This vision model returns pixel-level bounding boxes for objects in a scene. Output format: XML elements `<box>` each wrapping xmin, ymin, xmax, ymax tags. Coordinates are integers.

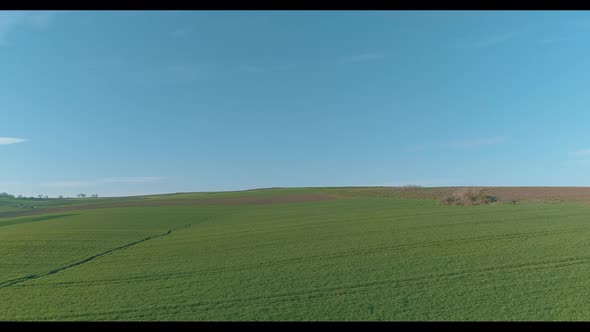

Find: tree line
<box><xmin>0</xmin><ymin>192</ymin><xmax>99</xmax><ymax>199</ymax></box>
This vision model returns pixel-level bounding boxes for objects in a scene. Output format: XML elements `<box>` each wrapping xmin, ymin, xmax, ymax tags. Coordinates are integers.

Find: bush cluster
<box><xmin>441</xmin><ymin>188</ymin><xmax>498</xmax><ymax>206</ymax></box>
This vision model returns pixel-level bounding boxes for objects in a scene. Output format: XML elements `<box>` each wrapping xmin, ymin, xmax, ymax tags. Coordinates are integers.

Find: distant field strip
<box><xmin>0</xmin><ymin>214</ymin><xmax>78</xmax><ymax>228</ymax></box>
<box><xmin>0</xmin><ymin>192</ymin><xmax>336</xmax><ymax>219</ymax></box>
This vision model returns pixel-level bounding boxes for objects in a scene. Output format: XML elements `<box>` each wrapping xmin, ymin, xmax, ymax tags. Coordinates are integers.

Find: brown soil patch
<box><xmin>391</xmin><ymin>186</ymin><xmax>590</xmax><ymax>203</ymax></box>
<box><xmin>323</xmin><ymin>186</ymin><xmax>590</xmax><ymax>203</ymax></box>
<box><xmin>479</xmin><ymin>187</ymin><xmax>590</xmax><ymax>203</ymax></box>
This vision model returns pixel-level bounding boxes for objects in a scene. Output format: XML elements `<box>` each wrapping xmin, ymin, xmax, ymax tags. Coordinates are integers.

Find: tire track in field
<box><xmin>25</xmin><ymin>227</ymin><xmax>589</xmax><ymax>288</ymax></box>
<box><xmin>195</xmin><ymin>255</ymin><xmax>590</xmax><ymax>312</ymax></box>
<box><xmin>32</xmin><ymin>254</ymin><xmax>590</xmax><ymax>321</ymax></box>
<box><xmin>0</xmin><ymin>222</ymin><xmax>197</xmax><ymax>290</ymax></box>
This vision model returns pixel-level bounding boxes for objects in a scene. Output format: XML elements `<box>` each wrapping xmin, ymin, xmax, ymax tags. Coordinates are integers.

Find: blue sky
<box><xmin>2</xmin><ymin>11</ymin><xmax>590</xmax><ymax>197</ymax></box>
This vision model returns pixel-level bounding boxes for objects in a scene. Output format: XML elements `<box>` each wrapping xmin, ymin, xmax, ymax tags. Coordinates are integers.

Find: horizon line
<box><xmin>6</xmin><ymin>185</ymin><xmax>590</xmax><ymax>199</ymax></box>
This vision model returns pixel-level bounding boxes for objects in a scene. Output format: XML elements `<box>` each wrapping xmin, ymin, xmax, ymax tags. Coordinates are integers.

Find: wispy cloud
<box><xmin>574</xmin><ymin>149</ymin><xmax>590</xmax><ymax>157</ymax></box>
<box><xmin>239</xmin><ymin>65</ymin><xmax>265</xmax><ymax>73</ymax></box>
<box><xmin>43</xmin><ymin>177</ymin><xmax>163</xmax><ymax>188</ymax></box>
<box><xmin>537</xmin><ymin>37</ymin><xmax>570</xmax><ymax>45</ymax></box>
<box><xmin>403</xmin><ymin>143</ymin><xmax>429</xmax><ymax>152</ymax></box>
<box><xmin>406</xmin><ymin>137</ymin><xmax>507</xmax><ymax>151</ymax></box>
<box><xmin>454</xmin><ymin>30</ymin><xmax>524</xmax><ymax>50</ymax></box>
<box><xmin>566</xmin><ymin>18</ymin><xmax>590</xmax><ymax>29</ymax></box>
<box><xmin>164</xmin><ymin>64</ymin><xmax>205</xmax><ymax>82</ymax></box>
<box><xmin>380</xmin><ymin>178</ymin><xmax>457</xmax><ymax>187</ymax></box>
<box><xmin>444</xmin><ymin>137</ymin><xmax>507</xmax><ymax>148</ymax></box>
<box><xmin>564</xmin><ymin>148</ymin><xmax>590</xmax><ymax>167</ymax></box>
<box><xmin>338</xmin><ymin>52</ymin><xmax>386</xmax><ymax>64</ymax></box>
<box><xmin>171</xmin><ymin>28</ymin><xmax>187</xmax><ymax>38</ymax></box>
<box><xmin>0</xmin><ymin>137</ymin><xmax>27</xmax><ymax>145</ymax></box>
<box><xmin>0</xmin><ymin>11</ymin><xmax>56</xmax><ymax>46</ymax></box>
<box><xmin>534</xmin><ymin>18</ymin><xmax>590</xmax><ymax>45</ymax></box>
<box><xmin>101</xmin><ymin>177</ymin><xmax>163</xmax><ymax>184</ymax></box>
<box><xmin>0</xmin><ymin>180</ymin><xmax>21</xmax><ymax>186</ymax></box>
<box><xmin>238</xmin><ymin>63</ymin><xmax>296</xmax><ymax>74</ymax></box>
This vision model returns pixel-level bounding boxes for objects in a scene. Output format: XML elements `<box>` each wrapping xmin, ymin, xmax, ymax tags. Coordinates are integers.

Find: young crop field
<box><xmin>2</xmin><ymin>187</ymin><xmax>590</xmax><ymax>320</ymax></box>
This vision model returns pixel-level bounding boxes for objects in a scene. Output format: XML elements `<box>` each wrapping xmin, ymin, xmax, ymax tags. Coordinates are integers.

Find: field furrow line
<box><xmin>29</xmin><ymin>254</ymin><xmax>590</xmax><ymax>321</ymax></box>
<box><xmin>0</xmin><ymin>217</ymin><xmax>208</xmax><ymax>290</ymax></box>
<box><xmin>20</xmin><ymin>226</ymin><xmax>588</xmax><ymax>288</ymax></box>
<box><xmin>0</xmin><ymin>229</ymin><xmax>174</xmax><ymax>289</ymax></box>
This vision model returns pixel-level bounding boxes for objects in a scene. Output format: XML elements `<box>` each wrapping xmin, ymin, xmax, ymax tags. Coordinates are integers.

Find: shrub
<box><xmin>440</xmin><ymin>188</ymin><xmax>497</xmax><ymax>206</ymax></box>
<box><xmin>483</xmin><ymin>195</ymin><xmax>497</xmax><ymax>204</ymax></box>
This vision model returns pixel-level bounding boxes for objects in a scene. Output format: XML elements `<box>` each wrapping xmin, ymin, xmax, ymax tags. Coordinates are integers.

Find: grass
<box><xmin>1</xmin><ymin>188</ymin><xmax>590</xmax><ymax>320</ymax></box>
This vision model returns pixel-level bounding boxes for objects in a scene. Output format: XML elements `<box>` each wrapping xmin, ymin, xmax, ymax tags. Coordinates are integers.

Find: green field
<box><xmin>1</xmin><ymin>187</ymin><xmax>590</xmax><ymax>321</ymax></box>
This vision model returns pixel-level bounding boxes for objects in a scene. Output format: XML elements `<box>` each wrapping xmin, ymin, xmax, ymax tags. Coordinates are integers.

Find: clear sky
<box><xmin>2</xmin><ymin>11</ymin><xmax>590</xmax><ymax>197</ymax></box>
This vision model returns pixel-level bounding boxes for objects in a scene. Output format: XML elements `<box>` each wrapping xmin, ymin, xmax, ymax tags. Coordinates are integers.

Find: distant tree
<box><xmin>91</xmin><ymin>194</ymin><xmax>98</xmax><ymax>198</ymax></box>
<box><xmin>77</xmin><ymin>193</ymin><xmax>87</xmax><ymax>199</ymax></box>
<box><xmin>58</xmin><ymin>195</ymin><xmax>64</xmax><ymax>199</ymax></box>
<box><xmin>17</xmin><ymin>195</ymin><xmax>22</xmax><ymax>198</ymax></box>
<box><xmin>44</xmin><ymin>195</ymin><xmax>49</xmax><ymax>199</ymax></box>
<box><xmin>38</xmin><ymin>195</ymin><xmax>44</xmax><ymax>199</ymax></box>
<box><xmin>0</xmin><ymin>192</ymin><xmax>14</xmax><ymax>198</ymax></box>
